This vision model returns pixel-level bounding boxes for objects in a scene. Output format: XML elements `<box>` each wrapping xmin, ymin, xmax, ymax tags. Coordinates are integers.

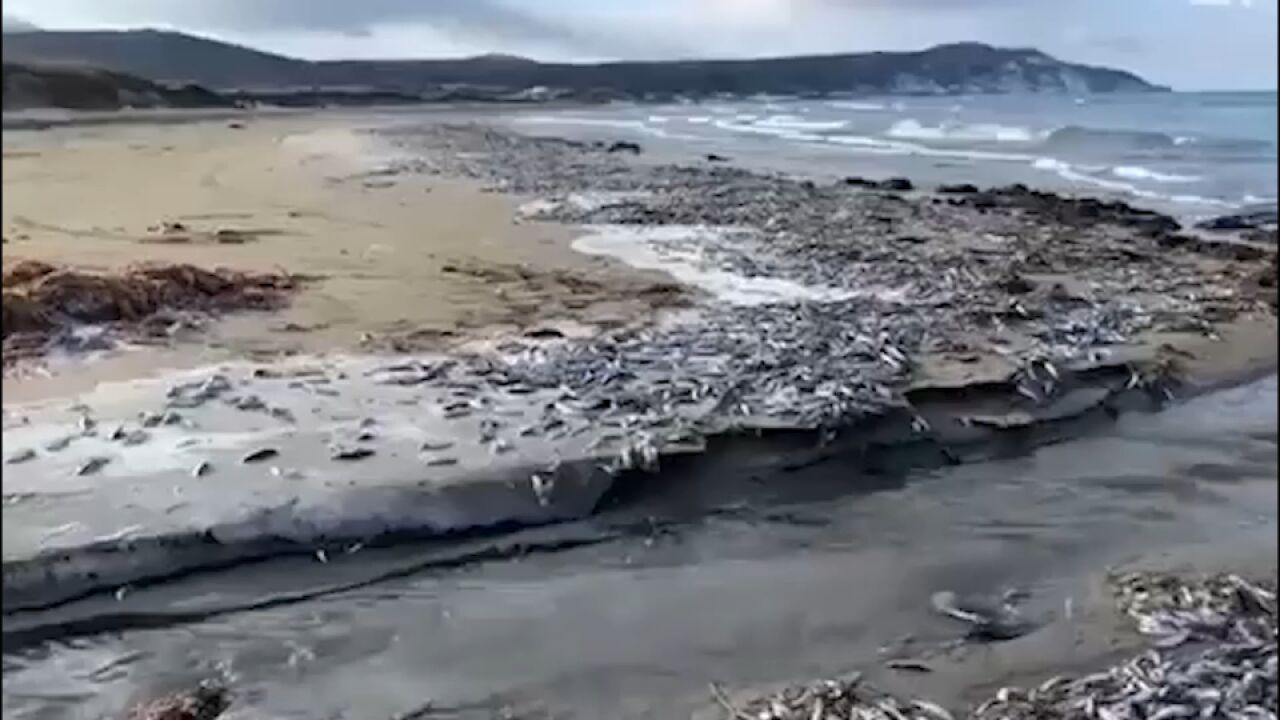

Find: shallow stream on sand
<box><xmin>3</xmin><ymin>377</ymin><xmax>1276</xmax><ymax>719</ymax></box>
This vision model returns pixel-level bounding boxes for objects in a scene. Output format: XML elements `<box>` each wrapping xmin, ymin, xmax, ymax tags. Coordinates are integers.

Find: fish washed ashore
<box><xmin>2</xmin><ymin>118</ymin><xmax>1277</xmax><ymax>612</ymax></box>
<box><xmin>0</xmin><ymin>116</ymin><xmax>1276</xmax><ymax>720</ymax></box>
<box><xmin>707</xmin><ymin>571</ymin><xmax>1277</xmax><ymax>720</ymax></box>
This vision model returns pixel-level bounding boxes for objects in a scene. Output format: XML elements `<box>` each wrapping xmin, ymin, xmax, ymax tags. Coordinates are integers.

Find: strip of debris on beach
<box><xmin>4</xmin><ymin>121</ymin><xmax>1275</xmax><ymax>600</ymax></box>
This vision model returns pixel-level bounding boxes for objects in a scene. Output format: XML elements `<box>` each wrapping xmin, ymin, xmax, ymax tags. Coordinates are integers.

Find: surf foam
<box><xmin>571</xmin><ymin>226</ymin><xmax>856</xmax><ymax>306</ymax></box>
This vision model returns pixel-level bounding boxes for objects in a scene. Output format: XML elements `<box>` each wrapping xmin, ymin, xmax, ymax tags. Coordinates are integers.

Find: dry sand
<box><xmin>1</xmin><ymin>113</ymin><xmax>684</xmax><ymax>399</ymax></box>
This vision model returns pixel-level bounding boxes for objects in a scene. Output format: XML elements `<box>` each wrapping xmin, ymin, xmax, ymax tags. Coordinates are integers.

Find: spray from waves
<box><xmin>886</xmin><ymin>119</ymin><xmax>1042</xmax><ymax>143</ymax></box>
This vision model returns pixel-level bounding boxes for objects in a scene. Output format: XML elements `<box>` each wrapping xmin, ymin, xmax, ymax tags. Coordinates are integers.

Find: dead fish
<box><xmin>242</xmin><ymin>447</ymin><xmax>279</xmax><ymax>464</ymax></box>
<box><xmin>45</xmin><ymin>435</ymin><xmax>76</xmax><ymax>452</ymax></box>
<box><xmin>75</xmin><ymin>456</ymin><xmax>111</xmax><ymax>476</ymax></box>
<box><xmin>5</xmin><ymin>448</ymin><xmax>37</xmax><ymax>465</ymax></box>
<box><xmin>331</xmin><ymin>446</ymin><xmax>375</xmax><ymax>461</ymax></box>
<box><xmin>191</xmin><ymin>461</ymin><xmax>212</xmax><ymax>478</ymax></box>
<box><xmin>1015</xmin><ymin>383</ymin><xmax>1041</xmax><ymax>403</ymax></box>
<box><xmin>420</xmin><ymin>440</ymin><xmax>455</xmax><ymax>452</ymax></box>
<box><xmin>885</xmin><ymin>659</ymin><xmax>933</xmax><ymax>673</ymax></box>
<box><xmin>122</xmin><ymin>430</ymin><xmax>150</xmax><ymax>446</ymax></box>
<box><xmin>425</xmin><ymin>456</ymin><xmax>459</xmax><ymax>467</ymax></box>
<box><xmin>531</xmin><ymin>473</ymin><xmax>554</xmax><ymax>506</ymax></box>
<box><xmin>233</xmin><ymin>395</ymin><xmax>267</xmax><ymax>411</ymax></box>
<box><xmin>911</xmin><ymin>700</ymin><xmax>955</xmax><ymax>720</ymax></box>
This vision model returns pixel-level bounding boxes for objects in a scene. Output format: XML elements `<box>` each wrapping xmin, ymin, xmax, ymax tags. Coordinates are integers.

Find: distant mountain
<box><xmin>1</xmin><ymin>30</ymin><xmax>1168</xmax><ymax>100</ymax></box>
<box><xmin>2</xmin><ymin>15</ymin><xmax>39</xmax><ymax>33</ymax></box>
<box><xmin>2</xmin><ymin>61</ymin><xmax>232</xmax><ymax>110</ymax></box>
<box><xmin>2</xmin><ymin>30</ymin><xmax>313</xmax><ymax>90</ymax></box>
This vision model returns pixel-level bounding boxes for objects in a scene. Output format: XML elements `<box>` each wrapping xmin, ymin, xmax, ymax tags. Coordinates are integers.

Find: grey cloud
<box><xmin>1086</xmin><ymin>35</ymin><xmax>1147</xmax><ymax>55</ymax></box>
<box><xmin>115</xmin><ymin>0</ymin><xmax>684</xmax><ymax>56</ymax></box>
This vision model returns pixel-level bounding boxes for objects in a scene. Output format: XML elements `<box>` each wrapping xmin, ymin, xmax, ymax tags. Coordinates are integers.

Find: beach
<box><xmin>1</xmin><ymin>107</ymin><xmax>1276</xmax><ymax>718</ymax></box>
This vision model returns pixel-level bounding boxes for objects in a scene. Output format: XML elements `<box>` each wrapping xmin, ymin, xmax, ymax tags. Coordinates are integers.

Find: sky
<box><xmin>4</xmin><ymin>0</ymin><xmax>1277</xmax><ymax>90</ymax></box>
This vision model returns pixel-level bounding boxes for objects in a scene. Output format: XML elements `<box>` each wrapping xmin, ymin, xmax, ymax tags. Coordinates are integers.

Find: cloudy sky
<box><xmin>5</xmin><ymin>0</ymin><xmax>1276</xmax><ymax>90</ymax></box>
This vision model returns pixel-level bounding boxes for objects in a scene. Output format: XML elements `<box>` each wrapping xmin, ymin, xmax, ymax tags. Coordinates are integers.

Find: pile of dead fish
<box><xmin>379</xmin><ymin>123</ymin><xmax>1270</xmax><ymax>379</ymax></box>
<box><xmin>972</xmin><ymin>572</ymin><xmax>1276</xmax><ymax>720</ymax></box>
<box><xmin>470</xmin><ymin>299</ymin><xmax>913</xmax><ymax>432</ymax></box>
<box><xmin>712</xmin><ymin>676</ymin><xmax>955</xmax><ymax>720</ymax></box>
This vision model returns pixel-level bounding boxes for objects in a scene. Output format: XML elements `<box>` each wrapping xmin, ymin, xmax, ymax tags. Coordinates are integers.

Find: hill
<box><xmin>2</xmin><ymin>61</ymin><xmax>233</xmax><ymax>110</ymax></box>
<box><xmin>1</xmin><ymin>30</ymin><xmax>1168</xmax><ymax>99</ymax></box>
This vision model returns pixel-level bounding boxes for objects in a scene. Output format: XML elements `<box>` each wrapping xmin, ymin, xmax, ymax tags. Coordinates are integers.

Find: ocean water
<box><xmin>510</xmin><ymin>91</ymin><xmax>1277</xmax><ymax>219</ymax></box>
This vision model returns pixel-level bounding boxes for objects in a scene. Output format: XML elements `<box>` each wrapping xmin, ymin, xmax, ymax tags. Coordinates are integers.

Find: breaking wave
<box><xmin>1044</xmin><ymin>125</ymin><xmax>1182</xmax><ymax>152</ymax></box>
<box><xmin>1111</xmin><ymin>166</ymin><xmax>1201</xmax><ymax>184</ymax></box>
<box><xmin>886</xmin><ymin>119</ymin><xmax>1041</xmax><ymax>143</ymax></box>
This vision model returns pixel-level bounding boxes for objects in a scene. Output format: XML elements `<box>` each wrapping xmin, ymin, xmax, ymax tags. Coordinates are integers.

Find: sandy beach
<box><xmin>1</xmin><ymin>109</ymin><xmax>1276</xmax><ymax>719</ymax></box>
<box><xmin>2</xmin><ymin>113</ymin><xmax>686</xmax><ymax>400</ymax></box>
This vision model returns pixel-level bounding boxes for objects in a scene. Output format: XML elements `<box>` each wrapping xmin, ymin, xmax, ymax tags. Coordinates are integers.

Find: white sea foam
<box><xmin>1032</xmin><ymin>157</ymin><xmax>1235</xmax><ymax>208</ymax></box>
<box><xmin>513</xmin><ymin>115</ymin><xmax>674</xmax><ymax>139</ymax></box>
<box><xmin>685</xmin><ymin>116</ymin><xmax>713</xmax><ymax>124</ymax></box>
<box><xmin>572</xmin><ymin>225</ymin><xmax>857</xmax><ymax>306</ymax></box>
<box><xmin>826</xmin><ymin>101</ymin><xmax>888</xmax><ymax>112</ymax></box>
<box><xmin>757</xmin><ymin>115</ymin><xmax>850</xmax><ymax>131</ymax></box>
<box><xmin>886</xmin><ymin>119</ymin><xmax>1040</xmax><ymax>143</ymax></box>
<box><xmin>1112</xmin><ymin>166</ymin><xmax>1201</xmax><ymax>184</ymax></box>
<box><xmin>712</xmin><ymin>119</ymin><xmax>825</xmax><ymax>143</ymax></box>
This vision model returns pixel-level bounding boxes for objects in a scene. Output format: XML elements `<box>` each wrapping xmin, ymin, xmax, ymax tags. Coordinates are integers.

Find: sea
<box><xmin>507</xmin><ymin>91</ymin><xmax>1277</xmax><ymax>220</ymax></box>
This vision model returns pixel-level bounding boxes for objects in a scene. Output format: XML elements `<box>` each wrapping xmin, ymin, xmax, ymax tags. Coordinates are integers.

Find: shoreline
<box><xmin>2</xmin><ymin>349</ymin><xmax>1273</xmax><ymax>614</ymax></box>
<box><xmin>3</xmin><ymin>112</ymin><xmax>1276</xmax><ymax>612</ymax></box>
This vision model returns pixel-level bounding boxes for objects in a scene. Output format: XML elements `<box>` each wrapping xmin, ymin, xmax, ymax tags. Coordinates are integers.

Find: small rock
<box><xmin>606</xmin><ymin>141</ymin><xmax>642</xmax><ymax>155</ymax></box>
